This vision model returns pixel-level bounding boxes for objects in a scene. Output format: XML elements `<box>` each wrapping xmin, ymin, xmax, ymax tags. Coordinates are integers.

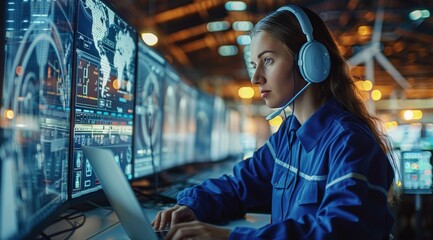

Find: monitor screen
<box><xmin>160</xmin><ymin>67</ymin><xmax>179</xmax><ymax>170</ymax></box>
<box><xmin>133</xmin><ymin>40</ymin><xmax>164</xmax><ymax>179</ymax></box>
<box><xmin>176</xmin><ymin>80</ymin><xmax>197</xmax><ymax>165</ymax></box>
<box><xmin>211</xmin><ymin>96</ymin><xmax>228</xmax><ymax>161</ymax></box>
<box><xmin>386</xmin><ymin>123</ymin><xmax>422</xmax><ymax>151</ymax></box>
<box><xmin>160</xmin><ymin>66</ymin><xmax>197</xmax><ymax>170</ymax></box>
<box><xmin>194</xmin><ymin>92</ymin><xmax>214</xmax><ymax>162</ymax></box>
<box><xmin>0</xmin><ymin>0</ymin><xmax>74</xmax><ymax>238</ymax></box>
<box><xmin>71</xmin><ymin>0</ymin><xmax>136</xmax><ymax>199</ymax></box>
<box><xmin>421</xmin><ymin>123</ymin><xmax>433</xmax><ymax>150</ymax></box>
<box><xmin>401</xmin><ymin>150</ymin><xmax>433</xmax><ymax>194</ymax></box>
<box><xmin>227</xmin><ymin>108</ymin><xmax>242</xmax><ymax>156</ymax></box>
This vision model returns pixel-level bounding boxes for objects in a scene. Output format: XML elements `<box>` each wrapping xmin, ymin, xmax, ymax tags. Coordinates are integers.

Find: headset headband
<box><xmin>277</xmin><ymin>5</ymin><xmax>314</xmax><ymax>42</ymax></box>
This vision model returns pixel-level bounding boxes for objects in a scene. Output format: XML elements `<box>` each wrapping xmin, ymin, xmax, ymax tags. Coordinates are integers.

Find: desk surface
<box><xmin>41</xmin><ymin>205</ymin><xmax>270</xmax><ymax>239</ymax></box>
<box><xmin>40</xmin><ymin>158</ymin><xmax>269</xmax><ymax>239</ymax></box>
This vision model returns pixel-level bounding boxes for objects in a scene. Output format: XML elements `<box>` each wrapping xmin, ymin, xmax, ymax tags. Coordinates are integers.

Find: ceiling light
<box><xmin>413</xmin><ymin>110</ymin><xmax>423</xmax><ymax>120</ymax></box>
<box><xmin>409</xmin><ymin>9</ymin><xmax>430</xmax><ymax>20</ymax></box>
<box><xmin>233</xmin><ymin>21</ymin><xmax>253</xmax><ymax>31</ymax></box>
<box><xmin>5</xmin><ymin>109</ymin><xmax>14</xmax><ymax>120</ymax></box>
<box><xmin>371</xmin><ymin>89</ymin><xmax>382</xmax><ymax>101</ymax></box>
<box><xmin>363</xmin><ymin>80</ymin><xmax>373</xmax><ymax>91</ymax></box>
<box><xmin>402</xmin><ymin>110</ymin><xmax>423</xmax><ymax>120</ymax></box>
<box><xmin>225</xmin><ymin>1</ymin><xmax>247</xmax><ymax>11</ymax></box>
<box><xmin>384</xmin><ymin>121</ymin><xmax>398</xmax><ymax>131</ymax></box>
<box><xmin>355</xmin><ymin>80</ymin><xmax>373</xmax><ymax>91</ymax></box>
<box><xmin>218</xmin><ymin>45</ymin><xmax>238</xmax><ymax>56</ymax></box>
<box><xmin>207</xmin><ymin>21</ymin><xmax>230</xmax><ymax>32</ymax></box>
<box><xmin>141</xmin><ymin>33</ymin><xmax>158</xmax><ymax>46</ymax></box>
<box><xmin>403</xmin><ymin>110</ymin><xmax>414</xmax><ymax>121</ymax></box>
<box><xmin>357</xmin><ymin>26</ymin><xmax>371</xmax><ymax>36</ymax></box>
<box><xmin>236</xmin><ymin>35</ymin><xmax>251</xmax><ymax>45</ymax></box>
<box><xmin>422</xmin><ymin>10</ymin><xmax>431</xmax><ymax>18</ymax></box>
<box><xmin>238</xmin><ymin>87</ymin><xmax>254</xmax><ymax>99</ymax></box>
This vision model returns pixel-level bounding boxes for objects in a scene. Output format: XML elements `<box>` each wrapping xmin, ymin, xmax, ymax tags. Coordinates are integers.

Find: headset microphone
<box><xmin>265</xmin><ymin>82</ymin><xmax>311</xmax><ymax>121</ymax></box>
<box><xmin>264</xmin><ymin>5</ymin><xmax>331</xmax><ymax>121</ymax></box>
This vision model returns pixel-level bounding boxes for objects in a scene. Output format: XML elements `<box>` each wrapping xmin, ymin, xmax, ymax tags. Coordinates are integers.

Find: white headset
<box><xmin>266</xmin><ymin>5</ymin><xmax>331</xmax><ymax>120</ymax></box>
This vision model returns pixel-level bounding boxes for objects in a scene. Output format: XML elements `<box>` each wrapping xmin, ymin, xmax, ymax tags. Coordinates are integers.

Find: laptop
<box><xmin>82</xmin><ymin>145</ymin><xmax>165</xmax><ymax>240</ymax></box>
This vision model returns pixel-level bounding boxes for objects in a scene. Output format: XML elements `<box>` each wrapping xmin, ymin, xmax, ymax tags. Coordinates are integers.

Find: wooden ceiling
<box><xmin>106</xmin><ymin>0</ymin><xmax>433</xmax><ymax>114</ymax></box>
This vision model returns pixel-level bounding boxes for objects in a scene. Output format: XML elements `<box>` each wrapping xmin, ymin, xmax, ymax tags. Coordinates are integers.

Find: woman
<box><xmin>152</xmin><ymin>5</ymin><xmax>397</xmax><ymax>240</ymax></box>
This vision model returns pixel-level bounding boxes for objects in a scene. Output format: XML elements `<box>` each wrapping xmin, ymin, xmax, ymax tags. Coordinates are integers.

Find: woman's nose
<box><xmin>251</xmin><ymin>68</ymin><xmax>264</xmax><ymax>85</ymax></box>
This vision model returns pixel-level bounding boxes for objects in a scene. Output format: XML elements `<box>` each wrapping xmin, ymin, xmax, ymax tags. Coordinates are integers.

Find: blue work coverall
<box><xmin>177</xmin><ymin>99</ymin><xmax>395</xmax><ymax>239</ymax></box>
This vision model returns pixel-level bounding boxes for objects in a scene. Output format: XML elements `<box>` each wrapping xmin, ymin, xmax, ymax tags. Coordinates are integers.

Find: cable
<box><xmin>36</xmin><ymin>210</ymin><xmax>86</xmax><ymax>240</ymax></box>
<box><xmin>37</xmin><ymin>231</ymin><xmax>50</xmax><ymax>240</ymax></box>
<box><xmin>280</xmin><ymin>70</ymin><xmax>297</xmax><ymax>221</ymax></box>
<box><xmin>280</xmin><ymin>127</ymin><xmax>295</xmax><ymax>221</ymax></box>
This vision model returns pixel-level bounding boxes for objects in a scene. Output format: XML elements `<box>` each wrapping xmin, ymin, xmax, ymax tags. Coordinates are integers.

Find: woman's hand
<box><xmin>165</xmin><ymin>220</ymin><xmax>231</xmax><ymax>240</ymax></box>
<box><xmin>152</xmin><ymin>205</ymin><xmax>197</xmax><ymax>231</ymax></box>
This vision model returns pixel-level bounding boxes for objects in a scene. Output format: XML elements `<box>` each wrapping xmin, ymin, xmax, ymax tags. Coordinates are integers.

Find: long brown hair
<box><xmin>251</xmin><ymin>5</ymin><xmax>400</xmax><ymax>203</ymax></box>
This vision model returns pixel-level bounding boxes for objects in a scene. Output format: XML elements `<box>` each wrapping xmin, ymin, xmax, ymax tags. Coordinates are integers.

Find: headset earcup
<box><xmin>298</xmin><ymin>40</ymin><xmax>331</xmax><ymax>83</ymax></box>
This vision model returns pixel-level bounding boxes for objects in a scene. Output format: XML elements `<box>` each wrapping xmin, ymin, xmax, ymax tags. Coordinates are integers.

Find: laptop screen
<box><xmin>82</xmin><ymin>146</ymin><xmax>159</xmax><ymax>240</ymax></box>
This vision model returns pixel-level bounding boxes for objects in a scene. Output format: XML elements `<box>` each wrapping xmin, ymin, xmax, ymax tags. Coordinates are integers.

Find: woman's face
<box><xmin>250</xmin><ymin>31</ymin><xmax>298</xmax><ymax>109</ymax></box>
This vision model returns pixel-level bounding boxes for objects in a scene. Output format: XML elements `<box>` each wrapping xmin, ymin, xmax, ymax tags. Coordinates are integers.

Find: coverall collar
<box><xmin>294</xmin><ymin>99</ymin><xmax>343</xmax><ymax>152</ymax></box>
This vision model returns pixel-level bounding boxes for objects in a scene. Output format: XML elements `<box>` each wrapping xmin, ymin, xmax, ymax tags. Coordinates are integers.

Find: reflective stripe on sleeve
<box><xmin>325</xmin><ymin>172</ymin><xmax>388</xmax><ymax>196</ymax></box>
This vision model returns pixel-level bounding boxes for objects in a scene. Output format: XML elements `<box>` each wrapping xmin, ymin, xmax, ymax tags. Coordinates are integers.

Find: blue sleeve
<box><xmin>176</xmin><ymin>118</ymin><xmax>291</xmax><ymax>223</ymax></box>
<box><xmin>229</xmin><ymin>130</ymin><xmax>394</xmax><ymax>240</ymax></box>
<box><xmin>176</xmin><ymin>143</ymin><xmax>275</xmax><ymax>223</ymax></box>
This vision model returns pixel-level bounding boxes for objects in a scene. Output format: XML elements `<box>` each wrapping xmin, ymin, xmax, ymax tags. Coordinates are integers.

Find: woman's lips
<box><xmin>261</xmin><ymin>90</ymin><xmax>270</xmax><ymax>98</ymax></box>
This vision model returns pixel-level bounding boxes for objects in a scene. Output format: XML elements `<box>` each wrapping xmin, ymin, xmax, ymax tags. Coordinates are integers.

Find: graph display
<box><xmin>0</xmin><ymin>0</ymin><xmax>74</xmax><ymax>239</ymax></box>
<box><xmin>71</xmin><ymin>0</ymin><xmax>136</xmax><ymax>198</ymax></box>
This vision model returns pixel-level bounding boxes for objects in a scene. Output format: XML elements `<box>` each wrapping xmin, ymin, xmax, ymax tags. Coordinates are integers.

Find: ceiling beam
<box><xmin>152</xmin><ymin>0</ymin><xmax>224</xmax><ymax>23</ymax></box>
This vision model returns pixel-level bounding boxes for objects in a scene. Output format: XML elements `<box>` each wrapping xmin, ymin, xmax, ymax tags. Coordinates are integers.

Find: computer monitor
<box><xmin>175</xmin><ymin>79</ymin><xmax>197</xmax><ymax>165</ymax></box>
<box><xmin>227</xmin><ymin>108</ymin><xmax>242</xmax><ymax>157</ymax></box>
<box><xmin>386</xmin><ymin>123</ymin><xmax>422</xmax><ymax>151</ymax></box>
<box><xmin>133</xmin><ymin>40</ymin><xmax>164</xmax><ymax>179</ymax></box>
<box><xmin>0</xmin><ymin>0</ymin><xmax>74</xmax><ymax>238</ymax></box>
<box><xmin>70</xmin><ymin>0</ymin><xmax>136</xmax><ymax>200</ymax></box>
<box><xmin>401</xmin><ymin>150</ymin><xmax>433</xmax><ymax>194</ymax></box>
<box><xmin>194</xmin><ymin>91</ymin><xmax>214</xmax><ymax>162</ymax></box>
<box><xmin>421</xmin><ymin>123</ymin><xmax>433</xmax><ymax>150</ymax></box>
<box><xmin>160</xmin><ymin>66</ymin><xmax>180</xmax><ymax>170</ymax></box>
<box><xmin>160</xmin><ymin>66</ymin><xmax>198</xmax><ymax>170</ymax></box>
<box><xmin>211</xmin><ymin>96</ymin><xmax>228</xmax><ymax>161</ymax></box>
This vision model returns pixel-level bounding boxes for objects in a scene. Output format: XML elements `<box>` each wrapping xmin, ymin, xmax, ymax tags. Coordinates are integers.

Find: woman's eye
<box><xmin>264</xmin><ymin>57</ymin><xmax>273</xmax><ymax>65</ymax></box>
